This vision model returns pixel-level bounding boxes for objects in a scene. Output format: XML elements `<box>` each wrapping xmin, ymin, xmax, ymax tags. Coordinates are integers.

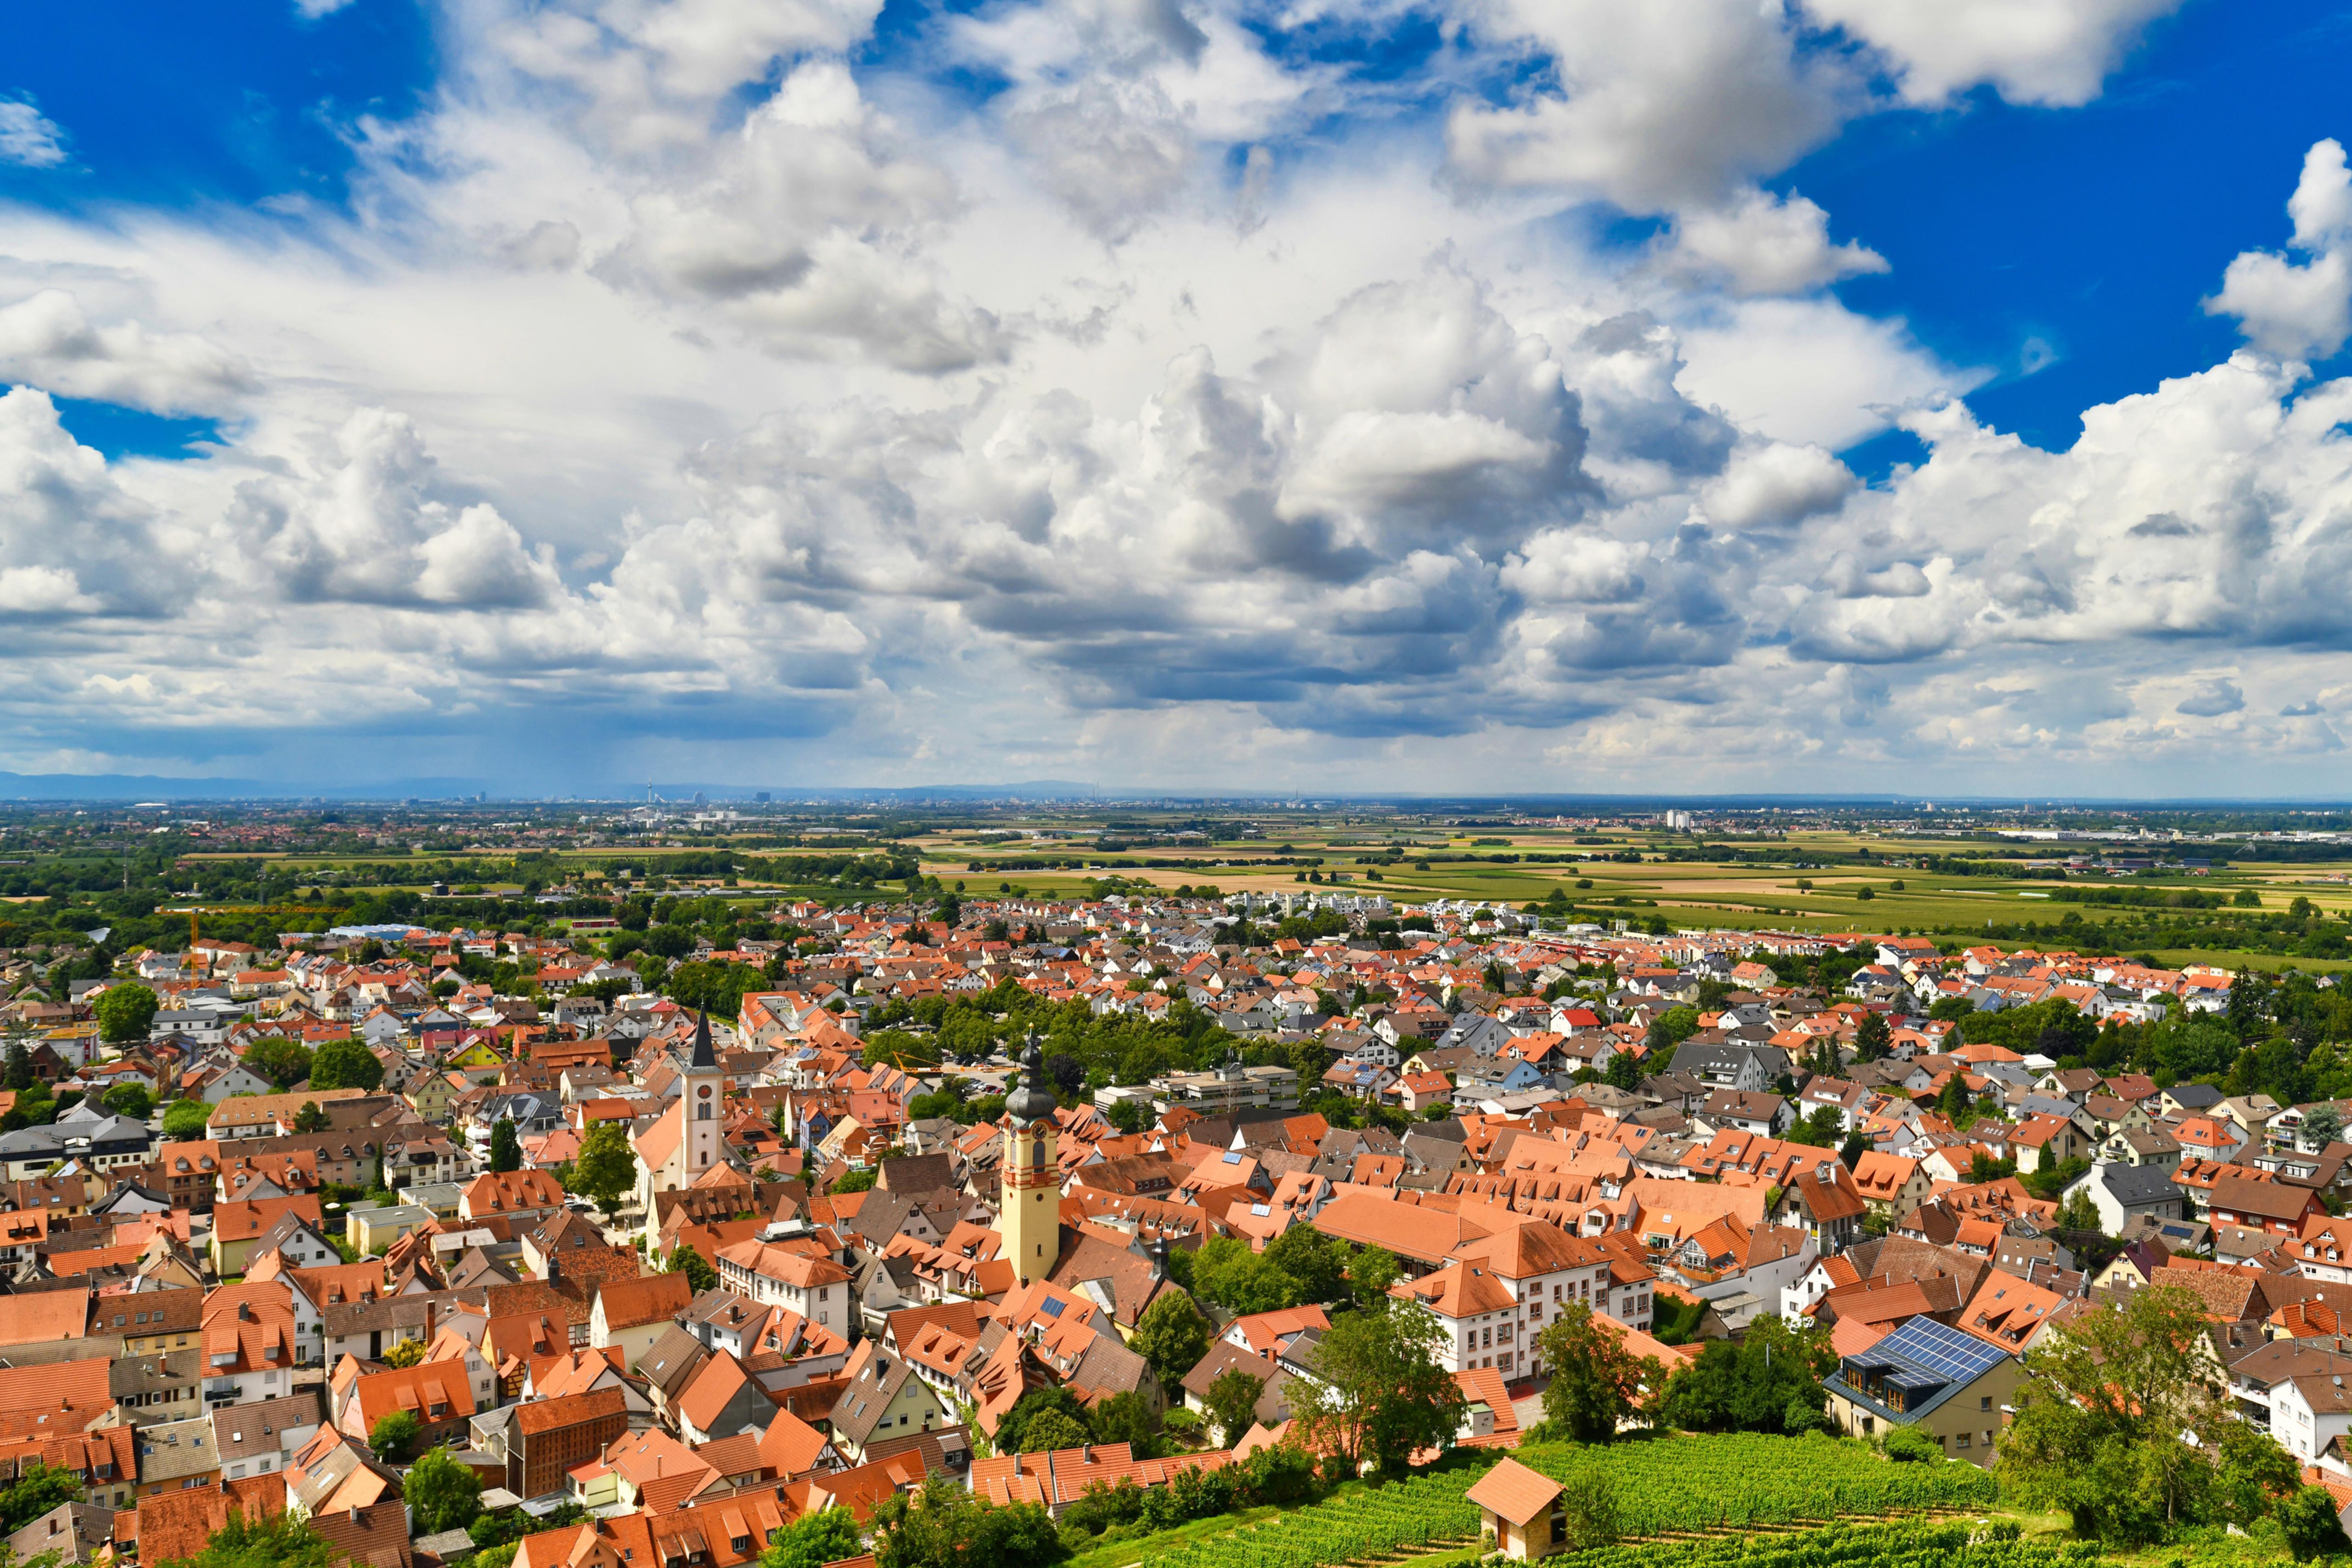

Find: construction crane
<box><xmin>162</xmin><ymin>904</ymin><xmax>346</xmax><ymax>977</ymax></box>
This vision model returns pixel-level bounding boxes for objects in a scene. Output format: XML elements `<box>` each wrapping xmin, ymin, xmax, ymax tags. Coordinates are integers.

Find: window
<box><xmin>1980</xmin><ymin>1396</ymin><xmax>1993</xmax><ymax>1411</ymax></box>
<box><xmin>1955</xmin><ymin>1433</ymin><xmax>1971</xmax><ymax>1449</ymax></box>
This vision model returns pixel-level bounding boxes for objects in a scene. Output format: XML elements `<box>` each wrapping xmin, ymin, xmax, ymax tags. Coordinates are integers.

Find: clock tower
<box><xmin>998</xmin><ymin>1029</ymin><xmax>1061</xmax><ymax>1284</ymax></box>
<box><xmin>684</xmin><ymin>1008</ymin><xmax>723</xmax><ymax>1175</ymax></box>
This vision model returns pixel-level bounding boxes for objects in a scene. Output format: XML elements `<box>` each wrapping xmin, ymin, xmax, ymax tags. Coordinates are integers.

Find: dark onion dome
<box><xmin>1005</xmin><ymin>1029</ymin><xmax>1056</xmax><ymax>1124</ymax></box>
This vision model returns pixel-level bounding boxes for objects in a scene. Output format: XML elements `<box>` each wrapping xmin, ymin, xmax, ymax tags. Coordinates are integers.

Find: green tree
<box><xmin>759</xmin><ymin>1508</ymin><xmax>862</xmax><ymax>1568</ymax></box>
<box><xmin>831</xmin><ymin>1167</ymin><xmax>877</xmax><ymax>1195</ymax></box>
<box><xmin>1533</xmin><ymin>1303</ymin><xmax>1663</xmax><ymax>1443</ymax></box>
<box><xmin>1261</xmin><ymin>1225</ymin><xmax>1349</xmax><ymax>1304</ymax></box>
<box><xmin>2</xmin><ymin>1037</ymin><xmax>29</xmax><ymax>1092</ymax></box>
<box><xmin>406</xmin><ymin>1445</ymin><xmax>483</xmax><ymax>1533</ymax></box>
<box><xmin>1602</xmin><ymin>1046</ymin><xmax>1642</xmax><ymax>1090</ymax></box>
<box><xmin>668</xmin><ymin>1243</ymin><xmax>719</xmax><ymax>1294</ymax></box>
<box><xmin>1020</xmin><ymin>1408</ymin><xmax>1092</xmax><ymax>1453</ymax></box>
<box><xmin>1204</xmin><ymin>1367</ymin><xmax>1266</xmax><ymax>1445</ymax></box>
<box><xmin>1292</xmin><ymin>1296</ymin><xmax>1465</xmax><ymax>1476</ymax></box>
<box><xmin>488</xmin><ymin>1117</ymin><xmax>521</xmax><ymax>1173</ymax></box>
<box><xmin>1853</xmin><ymin>1012</ymin><xmax>1893</xmax><ymax>1062</ymax></box>
<box><xmin>102</xmin><ymin>1083</ymin><xmax>154</xmax><ymax>1121</ymax></box>
<box><xmin>1882</xmin><ymin>1427</ymin><xmax>1943</xmax><ymax>1462</ymax></box>
<box><xmin>1555</xmin><ymin>1471</ymin><xmax>1623</xmax><ymax>1551</ymax></box>
<box><xmin>0</xmin><ymin>1461</ymin><xmax>86</xmax><ymax>1532</ymax></box>
<box><xmin>1086</xmin><ymin>1390</ymin><xmax>1162</xmax><ymax>1456</ymax></box>
<box><xmin>368</xmin><ymin>1409</ymin><xmax>424</xmax><ymax>1463</ymax></box>
<box><xmin>175</xmin><ymin>1506</ymin><xmax>346</xmax><ymax>1568</ymax></box>
<box><xmin>1104</xmin><ymin>1098</ymin><xmax>1146</xmax><ymax>1134</ymax></box>
<box><xmin>1190</xmin><ymin>1235</ymin><xmax>1302</xmax><ymax>1315</ymax></box>
<box><xmin>2054</xmin><ymin>1186</ymin><xmax>2104</xmax><ymax>1236</ymax></box>
<box><xmin>994</xmin><ymin>1387</ymin><xmax>1091</xmax><ymax>1456</ymax></box>
<box><xmin>572</xmin><ymin>1119</ymin><xmax>637</xmax><ymax>1211</ymax></box>
<box><xmin>1646</xmin><ymin>1006</ymin><xmax>1700</xmax><ymax>1056</ymax></box>
<box><xmin>162</xmin><ymin>1096</ymin><xmax>213</xmax><ymax>1141</ymax></box>
<box><xmin>1938</xmin><ymin>1072</ymin><xmax>1973</xmax><ymax>1118</ymax></box>
<box><xmin>1346</xmin><ymin>1244</ymin><xmax>1402</xmax><ymax>1307</ymax></box>
<box><xmin>242</xmin><ymin>1037</ymin><xmax>314</xmax><ymax>1090</ymax></box>
<box><xmin>292</xmin><ymin>1099</ymin><xmax>330</xmax><ymax>1133</ymax></box>
<box><xmin>2278</xmin><ymin>1485</ymin><xmax>2350</xmax><ymax>1560</ymax></box>
<box><xmin>310</xmin><ymin>1036</ymin><xmax>386</xmax><ymax>1092</ymax></box>
<box><xmin>1130</xmin><ymin>1289</ymin><xmax>1212</xmax><ymax>1388</ymax></box>
<box><xmin>1999</xmin><ymin>1283</ymin><xmax>2279</xmax><ymax>1545</ymax></box>
<box><xmin>1654</xmin><ymin>1314</ymin><xmax>1831</xmax><ymax>1435</ymax></box>
<box><xmin>94</xmin><ymin>983</ymin><xmax>159</xmax><ymax>1045</ymax></box>
<box><xmin>2213</xmin><ymin>1418</ymin><xmax>2303</xmax><ymax>1526</ymax></box>
<box><xmin>1786</xmin><ymin>1104</ymin><xmax>1843</xmax><ymax>1148</ymax></box>
<box><xmin>381</xmin><ymin>1338</ymin><xmax>429</xmax><ymax>1369</ymax></box>
<box><xmin>870</xmin><ymin>1483</ymin><xmax>1061</xmax><ymax>1568</ymax></box>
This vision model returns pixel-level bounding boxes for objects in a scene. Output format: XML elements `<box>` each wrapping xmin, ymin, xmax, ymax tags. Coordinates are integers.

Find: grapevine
<box><xmin>1144</xmin><ymin>1435</ymin><xmax>2005</xmax><ymax>1568</ymax></box>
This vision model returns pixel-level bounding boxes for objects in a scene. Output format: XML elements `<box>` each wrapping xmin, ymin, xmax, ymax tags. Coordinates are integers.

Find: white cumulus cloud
<box><xmin>2208</xmin><ymin>139</ymin><xmax>2352</xmax><ymax>360</ymax></box>
<box><xmin>0</xmin><ymin>101</ymin><xmax>66</xmax><ymax>169</ymax></box>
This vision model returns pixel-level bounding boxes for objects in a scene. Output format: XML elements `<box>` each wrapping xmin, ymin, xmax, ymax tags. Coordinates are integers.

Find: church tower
<box><xmin>684</xmin><ymin>1008</ymin><xmax>724</xmax><ymax>1176</ymax></box>
<box><xmin>999</xmin><ymin>1030</ymin><xmax>1061</xmax><ymax>1284</ymax></box>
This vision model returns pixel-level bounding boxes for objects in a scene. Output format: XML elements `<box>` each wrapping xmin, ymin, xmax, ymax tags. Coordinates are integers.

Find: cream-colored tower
<box><xmin>999</xmin><ymin>1031</ymin><xmax>1061</xmax><ymax>1284</ymax></box>
<box><xmin>684</xmin><ymin>1009</ymin><xmax>724</xmax><ymax>1175</ymax></box>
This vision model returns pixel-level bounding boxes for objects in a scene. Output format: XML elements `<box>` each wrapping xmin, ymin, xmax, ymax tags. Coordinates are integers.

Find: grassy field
<box><xmin>142</xmin><ymin>816</ymin><xmax>2352</xmax><ymax>961</ymax></box>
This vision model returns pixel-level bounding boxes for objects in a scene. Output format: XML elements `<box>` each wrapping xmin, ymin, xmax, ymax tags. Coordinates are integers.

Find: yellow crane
<box><xmin>162</xmin><ymin>904</ymin><xmax>342</xmax><ymax>976</ymax></box>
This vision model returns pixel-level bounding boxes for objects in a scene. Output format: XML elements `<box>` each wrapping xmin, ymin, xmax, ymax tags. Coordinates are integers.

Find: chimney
<box><xmin>425</xmin><ymin>1301</ymin><xmax>437</xmax><ymax>1340</ymax></box>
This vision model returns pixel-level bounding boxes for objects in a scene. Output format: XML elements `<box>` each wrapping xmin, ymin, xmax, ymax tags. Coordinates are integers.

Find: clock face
<box><xmin>698</xmin><ymin>1085</ymin><xmax>713</xmax><ymax>1097</ymax></box>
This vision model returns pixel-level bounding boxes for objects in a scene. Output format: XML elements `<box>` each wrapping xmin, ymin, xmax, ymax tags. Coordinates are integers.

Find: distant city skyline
<box><xmin>5</xmin><ymin>3</ymin><xmax>2352</xmax><ymax>795</ymax></box>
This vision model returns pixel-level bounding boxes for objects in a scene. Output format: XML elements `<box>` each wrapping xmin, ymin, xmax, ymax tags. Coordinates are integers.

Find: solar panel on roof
<box><xmin>1878</xmin><ymin>1315</ymin><xmax>2007</xmax><ymax>1383</ymax></box>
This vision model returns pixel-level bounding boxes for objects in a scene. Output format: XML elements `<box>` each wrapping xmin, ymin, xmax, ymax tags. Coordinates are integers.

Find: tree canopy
<box><xmin>1292</xmin><ymin>1297</ymin><xmax>1464</xmax><ymax>1476</ymax></box>
<box><xmin>994</xmin><ymin>1387</ymin><xmax>1091</xmax><ymax>1457</ymax></box>
<box><xmin>1130</xmin><ymin>1288</ymin><xmax>1212</xmax><ymax>1388</ymax></box>
<box><xmin>0</xmin><ymin>1462</ymin><xmax>85</xmax><ymax>1533</ymax></box>
<box><xmin>94</xmin><ymin>983</ymin><xmax>158</xmax><ymax>1044</ymax></box>
<box><xmin>1533</xmin><ymin>1304</ymin><xmax>1663</xmax><ymax>1443</ymax></box>
<box><xmin>1204</xmin><ymin>1367</ymin><xmax>1267</xmax><ymax>1445</ymax></box>
<box><xmin>572</xmin><ymin>1119</ymin><xmax>636</xmax><ymax>1210</ymax></box>
<box><xmin>668</xmin><ymin>1243</ymin><xmax>719</xmax><ymax>1294</ymax></box>
<box><xmin>309</xmin><ymin>1036</ymin><xmax>385</xmax><ymax>1092</ymax></box>
<box><xmin>1652</xmin><ymin>1313</ymin><xmax>1830</xmax><ymax>1436</ymax></box>
<box><xmin>870</xmin><ymin>1483</ymin><xmax>1061</xmax><ymax>1568</ymax></box>
<box><xmin>488</xmin><ymin>1117</ymin><xmax>522</xmax><ymax>1173</ymax></box>
<box><xmin>368</xmin><ymin>1409</ymin><xmax>423</xmax><ymax>1463</ymax></box>
<box><xmin>406</xmin><ymin>1446</ymin><xmax>483</xmax><ymax>1534</ymax></box>
<box><xmin>758</xmin><ymin>1509</ymin><xmax>862</xmax><ymax>1568</ymax></box>
<box><xmin>1999</xmin><ymin>1284</ymin><xmax>2307</xmax><ymax>1545</ymax></box>
<box><xmin>162</xmin><ymin>1096</ymin><xmax>213</xmax><ymax>1140</ymax></box>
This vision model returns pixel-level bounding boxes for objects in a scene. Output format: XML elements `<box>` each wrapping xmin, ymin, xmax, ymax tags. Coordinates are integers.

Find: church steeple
<box><xmin>1006</xmin><ymin>1029</ymin><xmax>1055</xmax><ymax>1124</ymax></box>
<box><xmin>683</xmin><ymin>1008</ymin><xmax>722</xmax><ymax>1175</ymax></box>
<box><xmin>999</xmin><ymin>1028</ymin><xmax>1061</xmax><ymax>1284</ymax></box>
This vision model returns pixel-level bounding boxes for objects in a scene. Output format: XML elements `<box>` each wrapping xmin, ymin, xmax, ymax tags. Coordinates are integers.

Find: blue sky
<box><xmin>4</xmin><ymin>0</ymin><xmax>2352</xmax><ymax>796</ymax></box>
